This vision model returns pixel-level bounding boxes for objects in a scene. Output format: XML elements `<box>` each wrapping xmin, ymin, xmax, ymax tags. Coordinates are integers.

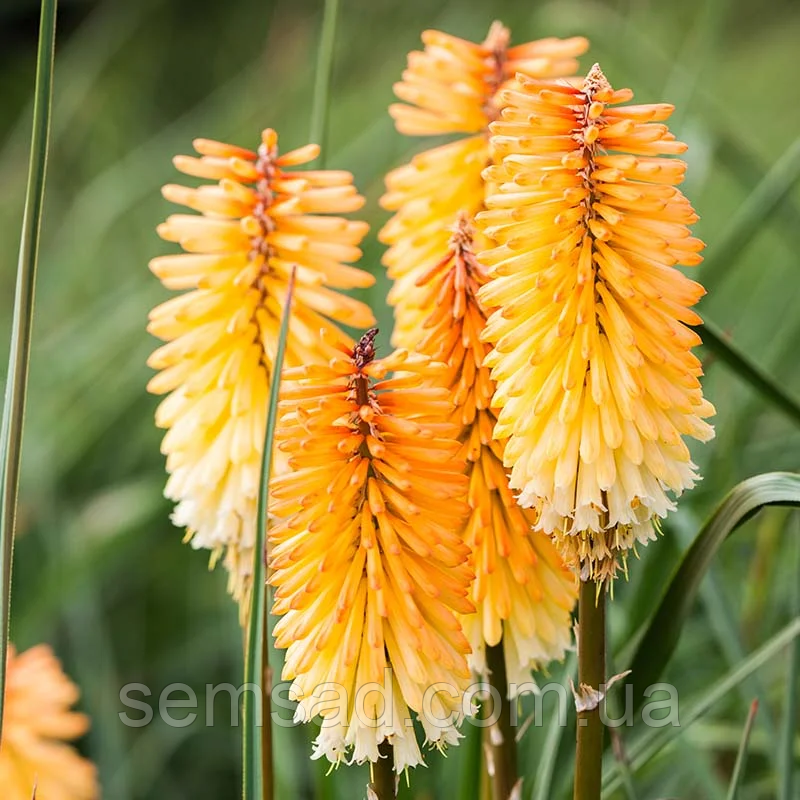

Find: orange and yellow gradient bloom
<box><xmin>0</xmin><ymin>644</ymin><xmax>98</xmax><ymax>800</ymax></box>
<box><xmin>269</xmin><ymin>330</ymin><xmax>474</xmax><ymax>771</ymax></box>
<box><xmin>147</xmin><ymin>129</ymin><xmax>375</xmax><ymax>611</ymax></box>
<box><xmin>478</xmin><ymin>65</ymin><xmax>715</xmax><ymax>584</ymax></box>
<box><xmin>380</xmin><ymin>23</ymin><xmax>588</xmax><ymax>348</ymax></box>
<box><xmin>415</xmin><ymin>217</ymin><xmax>576</xmax><ymax>687</ymax></box>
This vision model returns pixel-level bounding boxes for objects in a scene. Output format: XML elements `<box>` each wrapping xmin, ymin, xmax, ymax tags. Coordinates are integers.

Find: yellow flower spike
<box><xmin>147</xmin><ymin>129</ymin><xmax>375</xmax><ymax>616</ymax></box>
<box><xmin>477</xmin><ymin>64</ymin><xmax>715</xmax><ymax>585</ymax></box>
<box><xmin>269</xmin><ymin>329</ymin><xmax>474</xmax><ymax>771</ymax></box>
<box><xmin>0</xmin><ymin>644</ymin><xmax>99</xmax><ymax>799</ymax></box>
<box><xmin>380</xmin><ymin>23</ymin><xmax>589</xmax><ymax>349</ymax></box>
<box><xmin>414</xmin><ymin>215</ymin><xmax>576</xmax><ymax>689</ymax></box>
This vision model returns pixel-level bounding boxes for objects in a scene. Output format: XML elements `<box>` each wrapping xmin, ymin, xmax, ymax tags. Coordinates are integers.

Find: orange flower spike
<box><xmin>478</xmin><ymin>65</ymin><xmax>715</xmax><ymax>585</ymax></box>
<box><xmin>269</xmin><ymin>330</ymin><xmax>474</xmax><ymax>771</ymax></box>
<box><xmin>147</xmin><ymin>128</ymin><xmax>375</xmax><ymax>616</ymax></box>
<box><xmin>415</xmin><ymin>217</ymin><xmax>576</xmax><ymax>687</ymax></box>
<box><xmin>0</xmin><ymin>644</ymin><xmax>99</xmax><ymax>799</ymax></box>
<box><xmin>381</xmin><ymin>23</ymin><xmax>589</xmax><ymax>349</ymax></box>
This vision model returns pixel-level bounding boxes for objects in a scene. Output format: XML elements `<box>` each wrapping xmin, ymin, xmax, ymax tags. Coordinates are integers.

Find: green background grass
<box><xmin>1</xmin><ymin>0</ymin><xmax>799</xmax><ymax>796</ymax></box>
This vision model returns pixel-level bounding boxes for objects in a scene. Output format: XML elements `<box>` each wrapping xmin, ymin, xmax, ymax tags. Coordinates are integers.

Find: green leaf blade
<box><xmin>242</xmin><ymin>270</ymin><xmax>297</xmax><ymax>800</ymax></box>
<box><xmin>309</xmin><ymin>0</ymin><xmax>340</xmax><ymax>165</ymax></box>
<box><xmin>604</xmin><ymin>619</ymin><xmax>800</xmax><ymax>796</ymax></box>
<box><xmin>701</xmin><ymin>320</ymin><xmax>800</xmax><ymax>428</ymax></box>
<box><xmin>0</xmin><ymin>0</ymin><xmax>58</xmax><ymax>743</ymax></box>
<box><xmin>725</xmin><ymin>698</ymin><xmax>759</xmax><ymax>800</ymax></box>
<box><xmin>623</xmin><ymin>472</ymin><xmax>800</xmax><ymax>711</ymax></box>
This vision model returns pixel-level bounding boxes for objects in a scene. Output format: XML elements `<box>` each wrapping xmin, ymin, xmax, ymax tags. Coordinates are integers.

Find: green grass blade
<box><xmin>457</xmin><ymin>725</ymin><xmax>482</xmax><ymax>800</ymax></box>
<box><xmin>530</xmin><ymin>655</ymin><xmax>575</xmax><ymax>800</ymax></box>
<box><xmin>603</xmin><ymin>618</ymin><xmax>800</xmax><ymax>796</ymax></box>
<box><xmin>779</xmin><ymin>517</ymin><xmax>800</xmax><ymax>800</ymax></box>
<box><xmin>243</xmin><ymin>270</ymin><xmax>296</xmax><ymax>800</ymax></box>
<box><xmin>623</xmin><ymin>472</ymin><xmax>800</xmax><ymax>712</ymax></box>
<box><xmin>668</xmin><ymin>512</ymin><xmax>780</xmax><ymax>767</ymax></box>
<box><xmin>701</xmin><ymin>319</ymin><xmax>800</xmax><ymax>428</ymax></box>
<box><xmin>725</xmin><ymin>699</ymin><xmax>759</xmax><ymax>800</ymax></box>
<box><xmin>701</xmin><ymin>137</ymin><xmax>800</xmax><ymax>289</ymax></box>
<box><xmin>0</xmin><ymin>0</ymin><xmax>57</xmax><ymax>742</ymax></box>
<box><xmin>309</xmin><ymin>0</ymin><xmax>340</xmax><ymax>165</ymax></box>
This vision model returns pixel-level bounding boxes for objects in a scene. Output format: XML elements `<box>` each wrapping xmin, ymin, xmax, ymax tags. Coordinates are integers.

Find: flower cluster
<box><xmin>269</xmin><ymin>330</ymin><xmax>474</xmax><ymax>771</ymax></box>
<box><xmin>147</xmin><ymin>129</ymin><xmax>375</xmax><ymax>612</ymax></box>
<box><xmin>142</xmin><ymin>21</ymin><xmax>715</xmax><ymax>787</ymax></box>
<box><xmin>414</xmin><ymin>217</ymin><xmax>576</xmax><ymax>687</ymax></box>
<box><xmin>380</xmin><ymin>23</ymin><xmax>588</xmax><ymax>349</ymax></box>
<box><xmin>478</xmin><ymin>64</ymin><xmax>715</xmax><ymax>583</ymax></box>
<box><xmin>0</xmin><ymin>644</ymin><xmax>98</xmax><ymax>800</ymax></box>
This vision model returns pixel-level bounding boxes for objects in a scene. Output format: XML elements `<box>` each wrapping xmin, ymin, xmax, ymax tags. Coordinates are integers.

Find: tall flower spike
<box><xmin>380</xmin><ymin>23</ymin><xmax>588</xmax><ymax>348</ymax></box>
<box><xmin>269</xmin><ymin>329</ymin><xmax>474</xmax><ymax>771</ymax></box>
<box><xmin>415</xmin><ymin>216</ymin><xmax>576</xmax><ymax>689</ymax></box>
<box><xmin>478</xmin><ymin>64</ymin><xmax>715</xmax><ymax>585</ymax></box>
<box><xmin>147</xmin><ymin>129</ymin><xmax>375</xmax><ymax>613</ymax></box>
<box><xmin>0</xmin><ymin>644</ymin><xmax>99</xmax><ymax>799</ymax></box>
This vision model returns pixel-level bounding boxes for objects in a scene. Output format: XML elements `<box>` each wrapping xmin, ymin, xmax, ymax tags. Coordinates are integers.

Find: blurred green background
<box><xmin>1</xmin><ymin>0</ymin><xmax>799</xmax><ymax>797</ymax></box>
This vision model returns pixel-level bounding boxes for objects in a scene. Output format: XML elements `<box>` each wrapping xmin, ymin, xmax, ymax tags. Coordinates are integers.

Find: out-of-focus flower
<box><xmin>269</xmin><ymin>329</ymin><xmax>474</xmax><ymax>771</ymax></box>
<box><xmin>414</xmin><ymin>215</ymin><xmax>575</xmax><ymax>688</ymax></box>
<box><xmin>478</xmin><ymin>64</ymin><xmax>715</xmax><ymax>584</ymax></box>
<box><xmin>0</xmin><ymin>644</ymin><xmax>98</xmax><ymax>800</ymax></box>
<box><xmin>147</xmin><ymin>129</ymin><xmax>375</xmax><ymax>613</ymax></box>
<box><xmin>380</xmin><ymin>23</ymin><xmax>588</xmax><ymax>348</ymax></box>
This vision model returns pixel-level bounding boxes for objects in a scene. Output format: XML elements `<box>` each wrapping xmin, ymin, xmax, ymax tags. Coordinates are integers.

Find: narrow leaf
<box><xmin>243</xmin><ymin>271</ymin><xmax>296</xmax><ymax>800</ymax></box>
<box><xmin>603</xmin><ymin>618</ymin><xmax>800</xmax><ymax>796</ymax></box>
<box><xmin>701</xmin><ymin>319</ymin><xmax>800</xmax><ymax>428</ymax></box>
<box><xmin>725</xmin><ymin>699</ymin><xmax>759</xmax><ymax>800</ymax></box>
<box><xmin>701</xmin><ymin>137</ymin><xmax>800</xmax><ymax>288</ymax></box>
<box><xmin>623</xmin><ymin>472</ymin><xmax>800</xmax><ymax>712</ymax></box>
<box><xmin>530</xmin><ymin>655</ymin><xmax>575</xmax><ymax>800</ymax></box>
<box><xmin>0</xmin><ymin>0</ymin><xmax>58</xmax><ymax>742</ymax></box>
<box><xmin>779</xmin><ymin>517</ymin><xmax>800</xmax><ymax>800</ymax></box>
<box><xmin>309</xmin><ymin>0</ymin><xmax>340</xmax><ymax>165</ymax></box>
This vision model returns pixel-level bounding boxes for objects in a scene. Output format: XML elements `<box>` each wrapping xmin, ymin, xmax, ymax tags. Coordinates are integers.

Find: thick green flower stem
<box><xmin>574</xmin><ymin>579</ymin><xmax>607</xmax><ymax>800</ymax></box>
<box><xmin>368</xmin><ymin>741</ymin><xmax>395</xmax><ymax>799</ymax></box>
<box><xmin>485</xmin><ymin>640</ymin><xmax>519</xmax><ymax>799</ymax></box>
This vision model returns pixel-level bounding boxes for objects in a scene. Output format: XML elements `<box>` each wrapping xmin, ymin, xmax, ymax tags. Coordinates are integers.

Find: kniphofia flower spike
<box><xmin>478</xmin><ymin>65</ymin><xmax>715</xmax><ymax>584</ymax></box>
<box><xmin>269</xmin><ymin>329</ymin><xmax>474</xmax><ymax>771</ymax></box>
<box><xmin>380</xmin><ymin>23</ymin><xmax>588</xmax><ymax>349</ymax></box>
<box><xmin>0</xmin><ymin>644</ymin><xmax>98</xmax><ymax>800</ymax></box>
<box><xmin>414</xmin><ymin>216</ymin><xmax>576</xmax><ymax>687</ymax></box>
<box><xmin>147</xmin><ymin>129</ymin><xmax>375</xmax><ymax>614</ymax></box>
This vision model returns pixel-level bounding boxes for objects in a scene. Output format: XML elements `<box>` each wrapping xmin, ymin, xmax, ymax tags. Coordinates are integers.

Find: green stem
<box><xmin>574</xmin><ymin>580</ymin><xmax>606</xmax><ymax>800</ymax></box>
<box><xmin>309</xmin><ymin>0</ymin><xmax>340</xmax><ymax>164</ymax></box>
<box><xmin>485</xmin><ymin>641</ymin><xmax>519</xmax><ymax>799</ymax></box>
<box><xmin>368</xmin><ymin>741</ymin><xmax>395</xmax><ymax>799</ymax></box>
<box><xmin>0</xmin><ymin>0</ymin><xmax>57</xmax><ymax>745</ymax></box>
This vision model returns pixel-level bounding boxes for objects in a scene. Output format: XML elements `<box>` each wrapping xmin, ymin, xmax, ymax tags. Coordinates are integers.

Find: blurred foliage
<box><xmin>1</xmin><ymin>0</ymin><xmax>799</xmax><ymax>797</ymax></box>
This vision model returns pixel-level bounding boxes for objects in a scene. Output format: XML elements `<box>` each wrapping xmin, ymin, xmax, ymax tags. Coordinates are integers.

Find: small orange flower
<box><xmin>380</xmin><ymin>23</ymin><xmax>588</xmax><ymax>348</ymax></box>
<box><xmin>414</xmin><ymin>216</ymin><xmax>575</xmax><ymax>687</ymax></box>
<box><xmin>269</xmin><ymin>330</ymin><xmax>474</xmax><ymax>770</ymax></box>
<box><xmin>147</xmin><ymin>129</ymin><xmax>375</xmax><ymax>612</ymax></box>
<box><xmin>0</xmin><ymin>644</ymin><xmax>98</xmax><ymax>800</ymax></box>
<box><xmin>478</xmin><ymin>65</ymin><xmax>715</xmax><ymax>583</ymax></box>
